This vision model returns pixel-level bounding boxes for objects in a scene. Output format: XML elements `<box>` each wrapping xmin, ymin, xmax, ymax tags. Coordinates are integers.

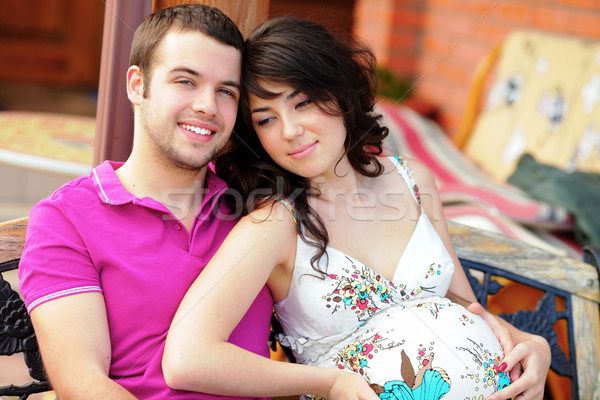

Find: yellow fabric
<box><xmin>465</xmin><ymin>31</ymin><xmax>600</xmax><ymax>181</ymax></box>
<box><xmin>0</xmin><ymin>111</ymin><xmax>95</xmax><ymax>164</ymax></box>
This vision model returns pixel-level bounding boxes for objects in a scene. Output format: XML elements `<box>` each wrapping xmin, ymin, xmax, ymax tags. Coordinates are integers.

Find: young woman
<box><xmin>163</xmin><ymin>16</ymin><xmax>551</xmax><ymax>400</ymax></box>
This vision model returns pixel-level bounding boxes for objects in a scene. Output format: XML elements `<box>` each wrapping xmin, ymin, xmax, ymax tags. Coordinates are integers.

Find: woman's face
<box><xmin>248</xmin><ymin>82</ymin><xmax>347</xmax><ymax>180</ymax></box>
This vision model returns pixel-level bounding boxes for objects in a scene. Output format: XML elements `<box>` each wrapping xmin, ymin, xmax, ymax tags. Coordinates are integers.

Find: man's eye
<box><xmin>219</xmin><ymin>88</ymin><xmax>236</xmax><ymax>98</ymax></box>
<box><xmin>178</xmin><ymin>80</ymin><xmax>193</xmax><ymax>86</ymax></box>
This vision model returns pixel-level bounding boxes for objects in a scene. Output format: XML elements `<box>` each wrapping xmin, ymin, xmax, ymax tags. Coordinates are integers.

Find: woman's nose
<box><xmin>281</xmin><ymin>116</ymin><xmax>304</xmax><ymax>140</ymax></box>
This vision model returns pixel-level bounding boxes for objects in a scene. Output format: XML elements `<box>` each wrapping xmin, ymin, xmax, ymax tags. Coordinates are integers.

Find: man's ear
<box><xmin>127</xmin><ymin>66</ymin><xmax>144</xmax><ymax>105</ymax></box>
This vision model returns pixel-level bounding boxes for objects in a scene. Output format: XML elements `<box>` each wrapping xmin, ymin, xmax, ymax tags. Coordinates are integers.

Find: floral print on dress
<box><xmin>312</xmin><ymin>304</ymin><xmax>508</xmax><ymax>400</ymax></box>
<box><xmin>458</xmin><ymin>338</ymin><xmax>511</xmax><ymax>394</ymax></box>
<box><xmin>395</xmin><ymin>156</ymin><xmax>424</xmax><ymax>215</ymax></box>
<box><xmin>323</xmin><ymin>256</ymin><xmax>449</xmax><ymax>322</ymax></box>
<box><xmin>334</xmin><ymin>331</ymin><xmax>404</xmax><ymax>375</ymax></box>
<box><xmin>371</xmin><ymin>347</ymin><xmax>451</xmax><ymax>400</ymax></box>
<box><xmin>323</xmin><ymin>257</ymin><xmax>397</xmax><ymax>321</ymax></box>
<box><xmin>376</xmin><ymin>369</ymin><xmax>450</xmax><ymax>400</ymax></box>
<box><xmin>367</xmin><ymin>338</ymin><xmax>508</xmax><ymax>400</ymax></box>
<box><xmin>412</xmin><ymin>300</ymin><xmax>448</xmax><ymax>318</ymax></box>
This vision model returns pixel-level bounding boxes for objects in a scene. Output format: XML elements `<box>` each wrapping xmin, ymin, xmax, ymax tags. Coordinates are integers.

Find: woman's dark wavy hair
<box><xmin>216</xmin><ymin>16</ymin><xmax>389</xmax><ymax>276</ymax></box>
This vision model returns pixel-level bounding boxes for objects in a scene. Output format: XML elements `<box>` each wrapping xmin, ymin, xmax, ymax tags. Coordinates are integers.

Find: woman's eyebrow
<box><xmin>286</xmin><ymin>89</ymin><xmax>300</xmax><ymax>101</ymax></box>
<box><xmin>251</xmin><ymin>89</ymin><xmax>301</xmax><ymax>113</ymax></box>
<box><xmin>251</xmin><ymin>106</ymin><xmax>270</xmax><ymax>113</ymax></box>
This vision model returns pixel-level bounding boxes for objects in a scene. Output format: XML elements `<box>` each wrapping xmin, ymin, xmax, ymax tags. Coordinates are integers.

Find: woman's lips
<box><xmin>289</xmin><ymin>142</ymin><xmax>317</xmax><ymax>159</ymax></box>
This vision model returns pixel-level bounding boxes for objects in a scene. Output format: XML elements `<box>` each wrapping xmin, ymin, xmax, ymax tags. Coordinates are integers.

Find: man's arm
<box><xmin>30</xmin><ymin>292</ymin><xmax>137</xmax><ymax>399</ymax></box>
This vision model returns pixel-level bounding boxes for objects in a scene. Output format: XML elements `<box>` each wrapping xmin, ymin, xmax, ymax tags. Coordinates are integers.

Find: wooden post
<box><xmin>152</xmin><ymin>0</ymin><xmax>270</xmax><ymax>38</ymax></box>
<box><xmin>93</xmin><ymin>0</ymin><xmax>152</xmax><ymax>166</ymax></box>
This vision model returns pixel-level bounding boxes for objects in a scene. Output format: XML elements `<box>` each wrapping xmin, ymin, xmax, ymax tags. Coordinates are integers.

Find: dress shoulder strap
<box><xmin>271</xmin><ymin>197</ymin><xmax>301</xmax><ymax>233</ymax></box>
<box><xmin>276</xmin><ymin>198</ymin><xmax>297</xmax><ymax>225</ymax></box>
<box><xmin>390</xmin><ymin>156</ymin><xmax>424</xmax><ymax>213</ymax></box>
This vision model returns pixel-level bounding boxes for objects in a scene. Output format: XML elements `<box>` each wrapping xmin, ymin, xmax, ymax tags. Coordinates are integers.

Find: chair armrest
<box><xmin>449</xmin><ymin>221</ymin><xmax>600</xmax><ymax>400</ymax></box>
<box><xmin>0</xmin><ymin>216</ymin><xmax>52</xmax><ymax>397</ymax></box>
<box><xmin>0</xmin><ymin>217</ymin><xmax>28</xmax><ymax>270</ymax></box>
<box><xmin>583</xmin><ymin>245</ymin><xmax>600</xmax><ymax>272</ymax></box>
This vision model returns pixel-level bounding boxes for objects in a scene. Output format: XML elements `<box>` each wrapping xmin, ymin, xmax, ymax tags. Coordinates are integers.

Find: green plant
<box><xmin>375</xmin><ymin>67</ymin><xmax>412</xmax><ymax>101</ymax></box>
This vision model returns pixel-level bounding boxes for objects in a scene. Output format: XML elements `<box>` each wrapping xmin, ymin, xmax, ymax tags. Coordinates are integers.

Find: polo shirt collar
<box><xmin>92</xmin><ymin>160</ymin><xmax>131</xmax><ymax>205</ymax></box>
<box><xmin>91</xmin><ymin>160</ymin><xmax>229</xmax><ymax>207</ymax></box>
<box><xmin>203</xmin><ymin>162</ymin><xmax>228</xmax><ymax>205</ymax></box>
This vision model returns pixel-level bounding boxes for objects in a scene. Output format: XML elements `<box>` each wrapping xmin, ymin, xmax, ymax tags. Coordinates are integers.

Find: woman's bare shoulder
<box><xmin>402</xmin><ymin>157</ymin><xmax>437</xmax><ymax>188</ymax></box>
<box><xmin>242</xmin><ymin>199</ymin><xmax>298</xmax><ymax>234</ymax></box>
<box><xmin>378</xmin><ymin>156</ymin><xmax>436</xmax><ymax>187</ymax></box>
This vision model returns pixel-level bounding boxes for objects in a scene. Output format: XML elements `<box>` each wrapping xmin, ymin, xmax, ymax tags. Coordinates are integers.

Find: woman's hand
<box><xmin>486</xmin><ymin>334</ymin><xmax>550</xmax><ymax>400</ymax></box>
<box><xmin>327</xmin><ymin>371</ymin><xmax>380</xmax><ymax>400</ymax></box>
<box><xmin>467</xmin><ymin>303</ymin><xmax>517</xmax><ymax>363</ymax></box>
<box><xmin>467</xmin><ymin>303</ymin><xmax>551</xmax><ymax>400</ymax></box>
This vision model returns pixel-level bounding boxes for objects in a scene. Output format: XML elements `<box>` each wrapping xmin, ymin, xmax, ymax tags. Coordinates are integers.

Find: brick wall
<box><xmin>353</xmin><ymin>0</ymin><xmax>600</xmax><ymax>140</ymax></box>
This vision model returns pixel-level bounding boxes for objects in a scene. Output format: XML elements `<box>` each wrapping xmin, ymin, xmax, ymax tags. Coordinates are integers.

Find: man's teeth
<box><xmin>180</xmin><ymin>124</ymin><xmax>212</xmax><ymax>136</ymax></box>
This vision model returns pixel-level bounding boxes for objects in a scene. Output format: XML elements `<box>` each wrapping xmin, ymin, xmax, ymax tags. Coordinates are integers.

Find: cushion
<box><xmin>464</xmin><ymin>30</ymin><xmax>600</xmax><ymax>181</ymax></box>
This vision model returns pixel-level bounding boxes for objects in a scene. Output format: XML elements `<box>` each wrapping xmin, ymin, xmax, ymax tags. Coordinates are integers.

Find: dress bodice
<box><xmin>274</xmin><ymin>156</ymin><xmax>455</xmax><ymax>362</ymax></box>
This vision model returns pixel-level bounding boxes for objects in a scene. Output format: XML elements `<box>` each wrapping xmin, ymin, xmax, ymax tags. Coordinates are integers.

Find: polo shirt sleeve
<box><xmin>19</xmin><ymin>198</ymin><xmax>102</xmax><ymax>313</ymax></box>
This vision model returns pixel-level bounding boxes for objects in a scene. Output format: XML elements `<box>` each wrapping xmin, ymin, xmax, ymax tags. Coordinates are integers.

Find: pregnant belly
<box><xmin>312</xmin><ymin>297</ymin><xmax>511</xmax><ymax>399</ymax></box>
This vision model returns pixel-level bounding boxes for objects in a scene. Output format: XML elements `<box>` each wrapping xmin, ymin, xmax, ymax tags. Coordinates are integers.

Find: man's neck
<box><xmin>116</xmin><ymin>156</ymin><xmax>208</xmax><ymax>229</ymax></box>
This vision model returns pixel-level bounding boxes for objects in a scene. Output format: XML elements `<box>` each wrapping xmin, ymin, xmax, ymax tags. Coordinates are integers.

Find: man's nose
<box><xmin>191</xmin><ymin>87</ymin><xmax>217</xmax><ymax>116</ymax></box>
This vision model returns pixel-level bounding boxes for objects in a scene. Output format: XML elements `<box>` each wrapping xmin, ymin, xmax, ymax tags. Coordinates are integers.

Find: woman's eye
<box><xmin>256</xmin><ymin>117</ymin><xmax>275</xmax><ymax>127</ymax></box>
<box><xmin>296</xmin><ymin>99</ymin><xmax>312</xmax><ymax>109</ymax></box>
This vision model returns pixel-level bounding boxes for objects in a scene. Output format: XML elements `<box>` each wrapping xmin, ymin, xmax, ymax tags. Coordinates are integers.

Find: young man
<box><xmin>18</xmin><ymin>5</ymin><xmax>273</xmax><ymax>399</ymax></box>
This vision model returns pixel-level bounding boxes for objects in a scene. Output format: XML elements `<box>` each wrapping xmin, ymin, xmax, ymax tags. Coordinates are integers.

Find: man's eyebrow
<box><xmin>223</xmin><ymin>80</ymin><xmax>241</xmax><ymax>90</ymax></box>
<box><xmin>169</xmin><ymin>67</ymin><xmax>240</xmax><ymax>90</ymax></box>
<box><xmin>170</xmin><ymin>67</ymin><xmax>199</xmax><ymax>77</ymax></box>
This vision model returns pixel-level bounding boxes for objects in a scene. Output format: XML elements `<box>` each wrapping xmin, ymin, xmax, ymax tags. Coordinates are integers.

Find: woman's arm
<box><xmin>162</xmin><ymin>201</ymin><xmax>379</xmax><ymax>399</ymax></box>
<box><xmin>407</xmin><ymin>158</ymin><xmax>551</xmax><ymax>400</ymax></box>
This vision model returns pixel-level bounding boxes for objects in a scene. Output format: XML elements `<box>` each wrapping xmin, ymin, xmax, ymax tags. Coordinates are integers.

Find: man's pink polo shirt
<box><xmin>19</xmin><ymin>161</ymin><xmax>273</xmax><ymax>399</ymax></box>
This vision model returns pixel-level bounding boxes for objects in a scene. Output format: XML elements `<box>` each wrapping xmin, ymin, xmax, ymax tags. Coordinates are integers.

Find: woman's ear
<box><xmin>127</xmin><ymin>66</ymin><xmax>144</xmax><ymax>105</ymax></box>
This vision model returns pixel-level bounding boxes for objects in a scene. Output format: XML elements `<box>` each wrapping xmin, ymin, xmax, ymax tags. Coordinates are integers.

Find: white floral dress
<box><xmin>274</xmin><ymin>157</ymin><xmax>511</xmax><ymax>400</ymax></box>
